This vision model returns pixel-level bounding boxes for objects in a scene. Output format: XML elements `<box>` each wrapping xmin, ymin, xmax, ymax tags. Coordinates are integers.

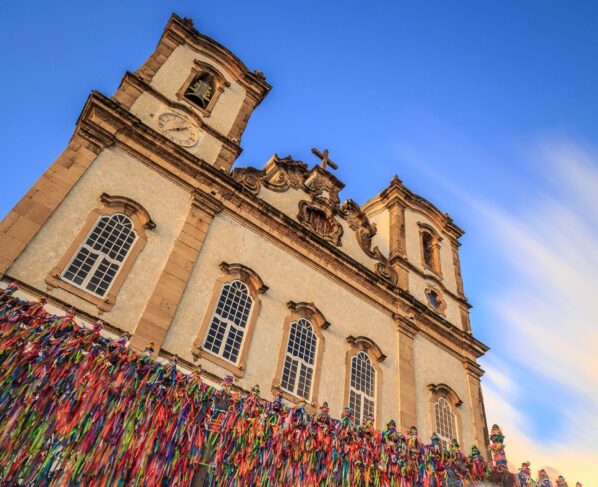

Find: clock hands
<box><xmin>158</xmin><ymin>113</ymin><xmax>198</xmax><ymax>147</ymax></box>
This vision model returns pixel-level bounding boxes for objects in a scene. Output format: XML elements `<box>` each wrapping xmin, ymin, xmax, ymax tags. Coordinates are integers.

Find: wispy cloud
<box><xmin>470</xmin><ymin>141</ymin><xmax>598</xmax><ymax>485</ymax></box>
<box><xmin>394</xmin><ymin>132</ymin><xmax>597</xmax><ymax>485</ymax></box>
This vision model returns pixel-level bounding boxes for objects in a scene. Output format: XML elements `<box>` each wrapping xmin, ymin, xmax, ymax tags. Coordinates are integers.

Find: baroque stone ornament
<box><xmin>232</xmin><ymin>152</ymin><xmax>398</xmax><ymax>282</ymax></box>
<box><xmin>231</xmin><ymin>155</ymin><xmax>307</xmax><ymax>195</ymax></box>
<box><xmin>342</xmin><ymin>199</ymin><xmax>397</xmax><ymax>285</ymax></box>
<box><xmin>263</xmin><ymin>156</ymin><xmax>307</xmax><ymax>192</ymax></box>
<box><xmin>303</xmin><ymin>166</ymin><xmax>342</xmax><ymax>210</ymax></box>
<box><xmin>342</xmin><ymin>199</ymin><xmax>378</xmax><ymax>256</ymax></box>
<box><xmin>230</xmin><ymin>167</ymin><xmax>265</xmax><ymax>195</ymax></box>
<box><xmin>297</xmin><ymin>199</ymin><xmax>343</xmax><ymax>246</ymax></box>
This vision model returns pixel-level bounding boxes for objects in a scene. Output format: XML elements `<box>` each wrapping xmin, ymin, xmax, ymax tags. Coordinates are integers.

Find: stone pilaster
<box><xmin>451</xmin><ymin>241</ymin><xmax>465</xmax><ymax>297</ymax></box>
<box><xmin>385</xmin><ymin>178</ymin><xmax>409</xmax><ymax>291</ymax></box>
<box><xmin>463</xmin><ymin>359</ymin><xmax>490</xmax><ymax>459</ymax></box>
<box><xmin>130</xmin><ymin>190</ymin><xmax>223</xmax><ymax>353</ymax></box>
<box><xmin>0</xmin><ymin>134</ymin><xmax>102</xmax><ymax>278</ymax></box>
<box><xmin>395</xmin><ymin>314</ymin><xmax>418</xmax><ymax>431</ymax></box>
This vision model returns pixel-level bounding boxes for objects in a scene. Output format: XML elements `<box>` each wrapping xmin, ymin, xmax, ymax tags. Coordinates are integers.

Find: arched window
<box><xmin>434</xmin><ymin>397</ymin><xmax>457</xmax><ymax>442</ymax></box>
<box><xmin>349</xmin><ymin>351</ymin><xmax>376</xmax><ymax>425</ymax></box>
<box><xmin>280</xmin><ymin>318</ymin><xmax>317</xmax><ymax>399</ymax></box>
<box><xmin>429</xmin><ymin>383</ymin><xmax>462</xmax><ymax>444</ymax></box>
<box><xmin>47</xmin><ymin>194</ymin><xmax>154</xmax><ymax>311</ymax></box>
<box><xmin>184</xmin><ymin>72</ymin><xmax>215</xmax><ymax>109</ymax></box>
<box><xmin>418</xmin><ymin>223</ymin><xmax>442</xmax><ymax>275</ymax></box>
<box><xmin>194</xmin><ymin>262</ymin><xmax>267</xmax><ymax>377</ymax></box>
<box><xmin>272</xmin><ymin>301</ymin><xmax>329</xmax><ymax>405</ymax></box>
<box><xmin>422</xmin><ymin>231</ymin><xmax>435</xmax><ymax>268</ymax></box>
<box><xmin>203</xmin><ymin>280</ymin><xmax>253</xmax><ymax>364</ymax></box>
<box><xmin>178</xmin><ymin>61</ymin><xmax>229</xmax><ymax>117</ymax></box>
<box><xmin>62</xmin><ymin>213</ymin><xmax>137</xmax><ymax>297</ymax></box>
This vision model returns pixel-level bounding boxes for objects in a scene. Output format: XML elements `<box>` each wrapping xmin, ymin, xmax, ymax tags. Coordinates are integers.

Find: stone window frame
<box><xmin>428</xmin><ymin>383</ymin><xmax>463</xmax><ymax>443</ymax></box>
<box><xmin>176</xmin><ymin>60</ymin><xmax>230</xmax><ymax>118</ymax></box>
<box><xmin>271</xmin><ymin>301</ymin><xmax>330</xmax><ymax>408</ymax></box>
<box><xmin>424</xmin><ymin>284</ymin><xmax>447</xmax><ymax>315</ymax></box>
<box><xmin>417</xmin><ymin>222</ymin><xmax>443</xmax><ymax>277</ymax></box>
<box><xmin>45</xmin><ymin>193</ymin><xmax>155</xmax><ymax>313</ymax></box>
<box><xmin>344</xmin><ymin>335</ymin><xmax>386</xmax><ymax>425</ymax></box>
<box><xmin>192</xmin><ymin>262</ymin><xmax>267</xmax><ymax>378</ymax></box>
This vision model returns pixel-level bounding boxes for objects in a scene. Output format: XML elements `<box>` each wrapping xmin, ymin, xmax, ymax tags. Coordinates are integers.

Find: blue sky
<box><xmin>1</xmin><ymin>1</ymin><xmax>596</xmax><ymax>483</ymax></box>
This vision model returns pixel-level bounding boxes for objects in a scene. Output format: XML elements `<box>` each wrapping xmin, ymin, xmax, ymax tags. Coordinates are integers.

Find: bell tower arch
<box><xmin>113</xmin><ymin>14</ymin><xmax>271</xmax><ymax>170</ymax></box>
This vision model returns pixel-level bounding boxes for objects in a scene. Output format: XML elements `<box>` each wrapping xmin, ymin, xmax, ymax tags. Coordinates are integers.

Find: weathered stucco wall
<box><xmin>130</xmin><ymin>45</ymin><xmax>247</xmax><ymax>165</ymax></box>
<box><xmin>162</xmin><ymin>213</ymin><xmax>399</xmax><ymax>424</ymax></box>
<box><xmin>366</xmin><ymin>205</ymin><xmax>391</xmax><ymax>258</ymax></box>
<box><xmin>256</xmin><ymin>186</ymin><xmax>305</xmax><ymax>220</ymax></box>
<box><xmin>130</xmin><ymin>93</ymin><xmax>221</xmax><ymax>165</ymax></box>
<box><xmin>150</xmin><ymin>45</ymin><xmax>246</xmax><ymax>135</ymax></box>
<box><xmin>7</xmin><ymin>147</ymin><xmax>189</xmax><ymax>332</ymax></box>
<box><xmin>413</xmin><ymin>334</ymin><xmax>475</xmax><ymax>448</ymax></box>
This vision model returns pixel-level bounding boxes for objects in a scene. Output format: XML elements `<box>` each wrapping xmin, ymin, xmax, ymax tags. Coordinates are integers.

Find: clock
<box><xmin>157</xmin><ymin>112</ymin><xmax>199</xmax><ymax>147</ymax></box>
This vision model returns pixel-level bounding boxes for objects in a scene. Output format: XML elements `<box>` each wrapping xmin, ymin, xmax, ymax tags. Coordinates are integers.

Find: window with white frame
<box><xmin>280</xmin><ymin>318</ymin><xmax>317</xmax><ymax>400</ymax></box>
<box><xmin>203</xmin><ymin>280</ymin><xmax>253</xmax><ymax>364</ymax></box>
<box><xmin>434</xmin><ymin>397</ymin><xmax>457</xmax><ymax>442</ymax></box>
<box><xmin>62</xmin><ymin>213</ymin><xmax>137</xmax><ymax>297</ymax></box>
<box><xmin>349</xmin><ymin>351</ymin><xmax>376</xmax><ymax>425</ymax></box>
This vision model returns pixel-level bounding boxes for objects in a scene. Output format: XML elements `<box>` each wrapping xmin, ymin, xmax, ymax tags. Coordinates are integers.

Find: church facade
<box><xmin>0</xmin><ymin>14</ymin><xmax>489</xmax><ymax>455</ymax></box>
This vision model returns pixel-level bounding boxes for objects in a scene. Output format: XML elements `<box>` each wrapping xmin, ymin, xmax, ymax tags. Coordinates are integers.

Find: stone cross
<box><xmin>311</xmin><ymin>148</ymin><xmax>338</xmax><ymax>171</ymax></box>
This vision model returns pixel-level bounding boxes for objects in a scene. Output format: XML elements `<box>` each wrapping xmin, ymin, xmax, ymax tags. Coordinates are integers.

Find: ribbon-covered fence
<box><xmin>0</xmin><ymin>284</ymin><xmax>576</xmax><ymax>486</ymax></box>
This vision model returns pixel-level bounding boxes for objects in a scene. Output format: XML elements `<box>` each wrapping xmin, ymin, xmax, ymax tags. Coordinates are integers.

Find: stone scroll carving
<box><xmin>297</xmin><ymin>199</ymin><xmax>343</xmax><ymax>246</ymax></box>
<box><xmin>342</xmin><ymin>199</ymin><xmax>397</xmax><ymax>285</ymax></box>
<box><xmin>231</xmin><ymin>155</ymin><xmax>307</xmax><ymax>196</ymax></box>
<box><xmin>231</xmin><ymin>167</ymin><xmax>265</xmax><ymax>195</ymax></box>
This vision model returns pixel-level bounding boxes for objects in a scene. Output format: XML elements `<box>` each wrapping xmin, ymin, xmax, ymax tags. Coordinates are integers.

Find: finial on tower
<box><xmin>390</xmin><ymin>175</ymin><xmax>402</xmax><ymax>186</ymax></box>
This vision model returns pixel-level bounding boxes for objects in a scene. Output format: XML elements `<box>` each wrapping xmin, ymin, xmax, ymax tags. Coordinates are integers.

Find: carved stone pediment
<box><xmin>262</xmin><ymin>155</ymin><xmax>307</xmax><ymax>192</ymax></box>
<box><xmin>297</xmin><ymin>199</ymin><xmax>343</xmax><ymax>246</ymax></box>
<box><xmin>231</xmin><ymin>154</ymin><xmax>307</xmax><ymax>196</ymax></box>
<box><xmin>232</xmin><ymin>154</ymin><xmax>397</xmax><ymax>285</ymax></box>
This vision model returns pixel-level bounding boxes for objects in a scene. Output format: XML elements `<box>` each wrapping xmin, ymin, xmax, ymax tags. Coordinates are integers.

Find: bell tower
<box><xmin>113</xmin><ymin>14</ymin><xmax>271</xmax><ymax>170</ymax></box>
<box><xmin>0</xmin><ymin>14</ymin><xmax>270</xmax><ymax>350</ymax></box>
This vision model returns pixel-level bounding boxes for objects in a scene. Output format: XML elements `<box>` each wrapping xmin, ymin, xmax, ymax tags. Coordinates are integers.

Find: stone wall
<box><xmin>7</xmin><ymin>147</ymin><xmax>189</xmax><ymax>332</ymax></box>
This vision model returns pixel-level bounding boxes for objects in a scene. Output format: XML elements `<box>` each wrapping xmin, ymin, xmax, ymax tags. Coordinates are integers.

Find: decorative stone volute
<box><xmin>297</xmin><ymin>199</ymin><xmax>344</xmax><ymax>246</ymax></box>
<box><xmin>231</xmin><ymin>154</ymin><xmax>307</xmax><ymax>195</ymax></box>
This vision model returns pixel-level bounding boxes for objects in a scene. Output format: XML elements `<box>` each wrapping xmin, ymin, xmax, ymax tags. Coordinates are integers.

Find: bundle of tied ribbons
<box><xmin>0</xmin><ymin>284</ymin><xmax>523</xmax><ymax>486</ymax></box>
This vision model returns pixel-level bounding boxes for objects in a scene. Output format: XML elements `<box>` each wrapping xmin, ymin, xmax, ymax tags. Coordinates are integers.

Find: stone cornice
<box><xmin>191</xmin><ymin>189</ymin><xmax>224</xmax><ymax>216</ymax></box>
<box><xmin>77</xmin><ymin>91</ymin><xmax>488</xmax><ymax>362</ymax></box>
<box><xmin>157</xmin><ymin>14</ymin><xmax>271</xmax><ymax>105</ymax></box>
<box><xmin>394</xmin><ymin>290</ymin><xmax>487</xmax><ymax>362</ymax></box>
<box><xmin>389</xmin><ymin>255</ymin><xmax>471</xmax><ymax>309</ymax></box>
<box><xmin>365</xmin><ymin>176</ymin><xmax>465</xmax><ymax>241</ymax></box>
<box><xmin>462</xmin><ymin>358</ymin><xmax>486</xmax><ymax>378</ymax></box>
<box><xmin>394</xmin><ymin>313</ymin><xmax>419</xmax><ymax>338</ymax></box>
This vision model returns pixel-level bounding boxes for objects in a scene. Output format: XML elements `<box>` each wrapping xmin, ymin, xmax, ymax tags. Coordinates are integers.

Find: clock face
<box><xmin>158</xmin><ymin>112</ymin><xmax>199</xmax><ymax>147</ymax></box>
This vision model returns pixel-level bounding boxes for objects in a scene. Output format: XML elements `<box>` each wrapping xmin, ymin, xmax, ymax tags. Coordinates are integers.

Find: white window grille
<box><xmin>280</xmin><ymin>318</ymin><xmax>317</xmax><ymax>400</ymax></box>
<box><xmin>203</xmin><ymin>280</ymin><xmax>252</xmax><ymax>364</ymax></box>
<box><xmin>434</xmin><ymin>397</ymin><xmax>457</xmax><ymax>442</ymax></box>
<box><xmin>62</xmin><ymin>213</ymin><xmax>137</xmax><ymax>297</ymax></box>
<box><xmin>349</xmin><ymin>351</ymin><xmax>376</xmax><ymax>425</ymax></box>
